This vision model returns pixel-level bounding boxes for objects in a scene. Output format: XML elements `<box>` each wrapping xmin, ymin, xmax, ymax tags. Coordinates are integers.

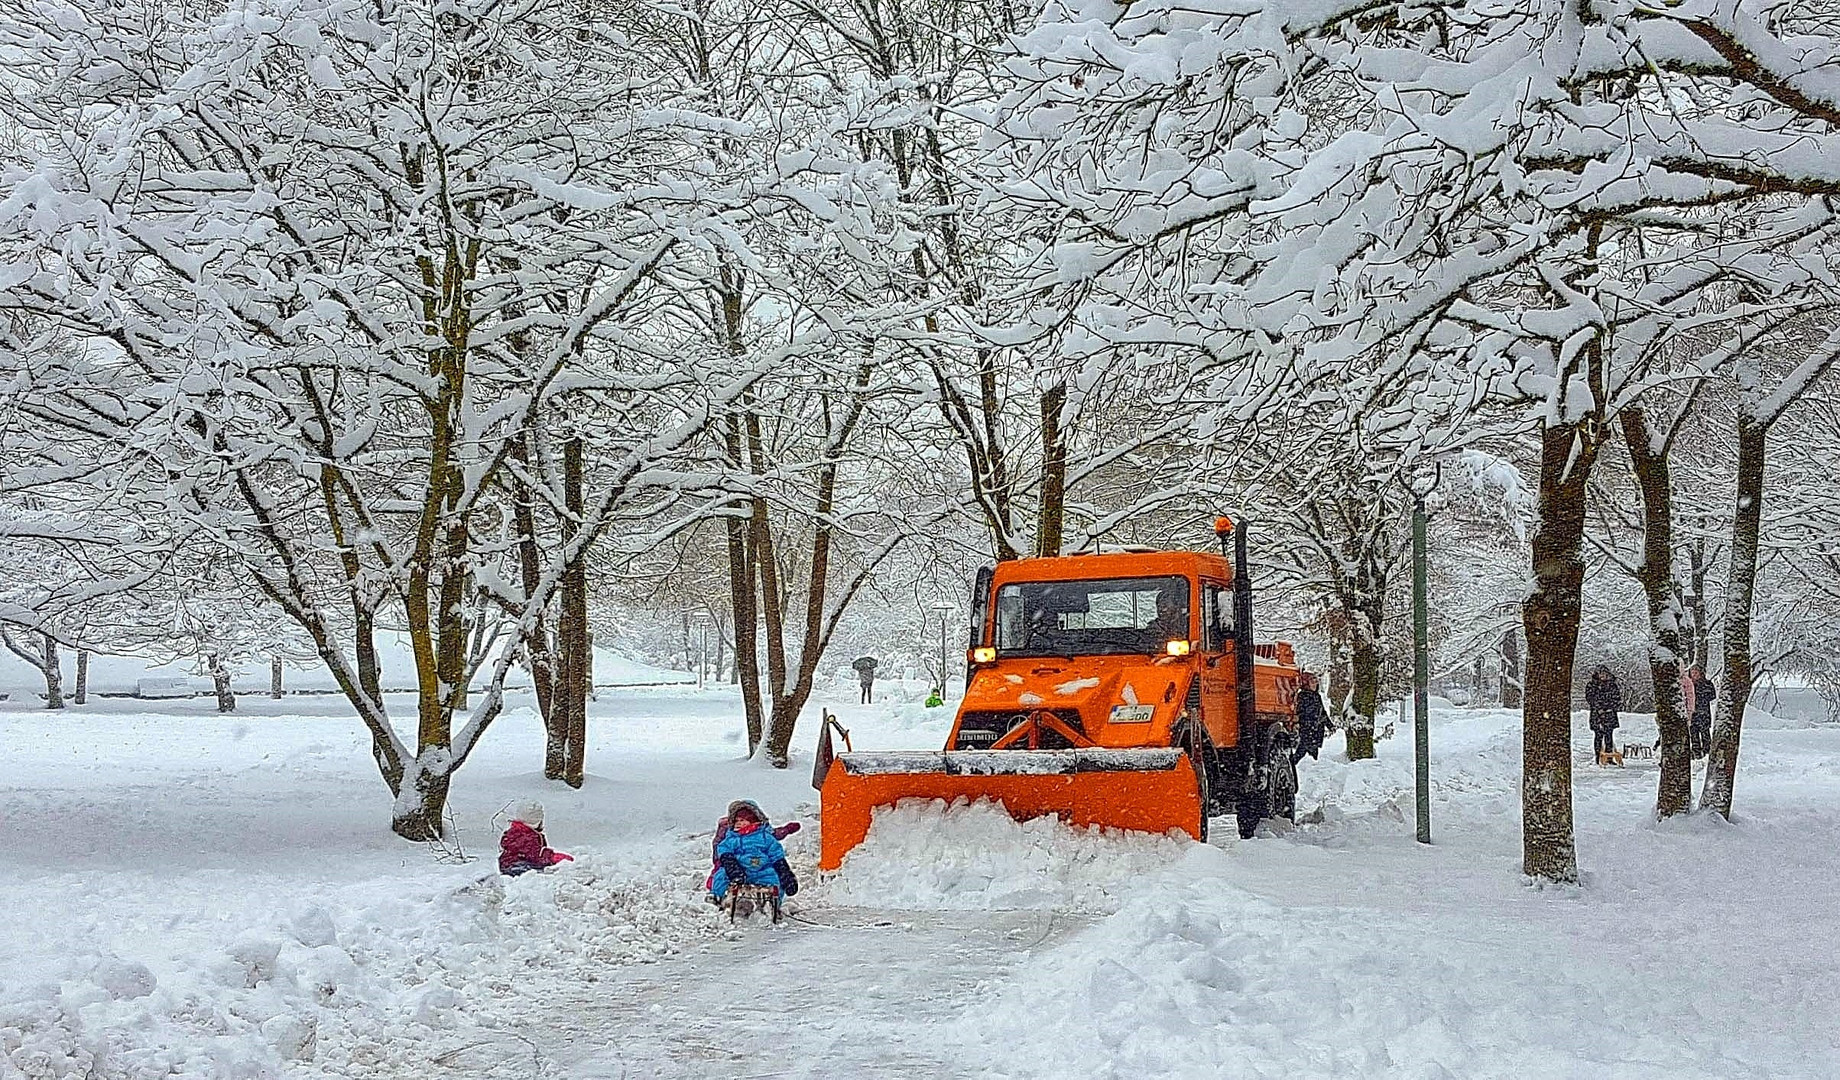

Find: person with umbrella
<box><xmin>852</xmin><ymin>655</ymin><xmax>879</xmax><ymax>704</ymax></box>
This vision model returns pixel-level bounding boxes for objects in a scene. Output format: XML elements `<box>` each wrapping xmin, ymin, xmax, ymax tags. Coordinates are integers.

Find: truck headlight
<box><xmin>1164</xmin><ymin>639</ymin><xmax>1191</xmax><ymax>657</ymax></box>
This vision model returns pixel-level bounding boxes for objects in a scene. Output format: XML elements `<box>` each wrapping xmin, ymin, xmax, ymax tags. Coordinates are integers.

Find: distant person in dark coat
<box><xmin>1292</xmin><ymin>672</ymin><xmax>1331</xmax><ymax>764</ymax></box>
<box><xmin>1688</xmin><ymin>665</ymin><xmax>1716</xmax><ymax>759</ymax></box>
<box><xmin>1585</xmin><ymin>666</ymin><xmax>1622</xmax><ymax>763</ymax></box>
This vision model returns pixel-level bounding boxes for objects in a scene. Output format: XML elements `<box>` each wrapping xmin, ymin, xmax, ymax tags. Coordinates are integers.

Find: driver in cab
<box><xmin>1145</xmin><ymin>585</ymin><xmax>1189</xmax><ymax>647</ymax></box>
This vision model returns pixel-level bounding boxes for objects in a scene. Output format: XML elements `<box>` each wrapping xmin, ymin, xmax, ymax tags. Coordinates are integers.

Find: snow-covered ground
<box><xmin>3</xmin><ymin>680</ymin><xmax>1837</xmax><ymax>1078</ymax></box>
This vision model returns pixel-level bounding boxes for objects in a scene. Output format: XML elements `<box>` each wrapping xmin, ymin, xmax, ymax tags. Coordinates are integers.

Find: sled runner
<box><xmin>725</xmin><ymin>883</ymin><xmax>782</xmax><ymax>924</ymax></box>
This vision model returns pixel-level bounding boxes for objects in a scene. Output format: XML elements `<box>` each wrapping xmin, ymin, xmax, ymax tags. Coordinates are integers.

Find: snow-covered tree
<box><xmin>0</xmin><ymin>0</ymin><xmax>772</xmax><ymax>837</ymax></box>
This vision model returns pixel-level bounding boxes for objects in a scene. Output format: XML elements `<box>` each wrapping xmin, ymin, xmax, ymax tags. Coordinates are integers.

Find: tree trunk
<box><xmin>1701</xmin><ymin>414</ymin><xmax>1767</xmax><ymax>819</ymax></box>
<box><xmin>208</xmin><ymin>653</ymin><xmax>236</xmax><ymax>713</ymax></box>
<box><xmin>742</xmin><ymin>407</ymin><xmax>791</xmax><ymax>723</ymax></box>
<box><xmin>548</xmin><ymin>669</ymin><xmax>576</xmax><ymax>782</ymax></box>
<box><xmin>1326</xmin><ymin>607</ymin><xmax>1353</xmax><ymax>717</ymax></box>
<box><xmin>511</xmin><ymin>435</ymin><xmax>561</xmax><ymax>775</ymax></box>
<box><xmin>75</xmin><ymin>649</ymin><xmax>89</xmax><ymax>705</ymax></box>
<box><xmin>270</xmin><ymin>655</ymin><xmax>284</xmax><ymax>698</ymax></box>
<box><xmin>1499</xmin><ymin>627</ymin><xmax>1523</xmax><ymax>709</ymax></box>
<box><xmin>1683</xmin><ymin>541</ymin><xmax>1711</xmax><ymax>670</ymax></box>
<box><xmin>391</xmin><ymin>762</ymin><xmax>452</xmax><ymax>842</ymax></box>
<box><xmin>1343</xmin><ymin>620</ymin><xmax>1379</xmax><ymax>760</ymax></box>
<box><xmin>355</xmin><ymin>608</ymin><xmax>382</xmax><ymax>703</ymax></box>
<box><xmin>763</xmin><ymin>427</ymin><xmax>848</xmax><ymax>768</ymax></box>
<box><xmin>41</xmin><ymin>633</ymin><xmax>63</xmax><ymax>710</ymax></box>
<box><xmin>1621</xmin><ymin>407</ymin><xmax>1691</xmax><ymax>818</ymax></box>
<box><xmin>559</xmin><ymin>436</ymin><xmax>589</xmax><ymax>788</ymax></box>
<box><xmin>717</xmin><ymin>269</ymin><xmax>767</xmax><ymax>749</ymax></box>
<box><xmin>726</xmin><ymin>484</ymin><xmax>765</xmax><ymax>750</ymax></box>
<box><xmin>1033</xmin><ymin>382</ymin><xmax>1067</xmax><ymax>559</ymax></box>
<box><xmin>757</xmin><ymin>368</ymin><xmax>877</xmax><ymax>768</ymax></box>
<box><xmin>1522</xmin><ymin>418</ymin><xmax>1599</xmax><ymax>884</ymax></box>
<box><xmin>1333</xmin><ymin>572</ymin><xmax>1386</xmax><ymax>762</ymax></box>
<box><xmin>764</xmin><ymin>697</ymin><xmax>805</xmax><ymax>770</ymax></box>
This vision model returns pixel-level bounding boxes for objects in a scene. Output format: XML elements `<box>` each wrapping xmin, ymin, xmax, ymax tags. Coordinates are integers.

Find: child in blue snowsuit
<box><xmin>710</xmin><ymin>800</ymin><xmax>798</xmax><ymax>902</ymax></box>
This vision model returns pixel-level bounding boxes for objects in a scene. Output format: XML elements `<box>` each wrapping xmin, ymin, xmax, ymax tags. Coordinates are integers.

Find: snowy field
<box><xmin>3</xmin><ymin>684</ymin><xmax>1838</xmax><ymax>1078</ymax></box>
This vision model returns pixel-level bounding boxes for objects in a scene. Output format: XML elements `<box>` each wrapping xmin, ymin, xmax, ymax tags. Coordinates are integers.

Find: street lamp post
<box><xmin>1405</xmin><ymin>462</ymin><xmax>1441</xmax><ymax>845</ymax></box>
<box><xmin>932</xmin><ymin>602</ymin><xmax>953</xmax><ymax>698</ymax></box>
<box><xmin>689</xmin><ymin>613</ymin><xmax>711</xmax><ymax>689</ymax></box>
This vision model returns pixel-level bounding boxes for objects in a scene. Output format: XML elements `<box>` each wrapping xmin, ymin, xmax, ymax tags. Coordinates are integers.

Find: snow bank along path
<box><xmin>0</xmin><ymin>691</ymin><xmax>773</xmax><ymax>1078</ymax></box>
<box><xmin>4</xmin><ymin>689</ymin><xmax>1839</xmax><ymax>1077</ymax></box>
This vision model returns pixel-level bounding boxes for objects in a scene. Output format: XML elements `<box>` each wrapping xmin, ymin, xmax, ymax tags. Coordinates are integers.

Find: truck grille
<box><xmin>953</xmin><ymin>709</ymin><xmax>1086</xmax><ymax>750</ymax></box>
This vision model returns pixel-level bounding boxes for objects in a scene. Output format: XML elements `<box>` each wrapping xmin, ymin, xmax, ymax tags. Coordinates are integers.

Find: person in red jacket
<box><xmin>499</xmin><ymin>801</ymin><xmax>573</xmax><ymax>876</ymax></box>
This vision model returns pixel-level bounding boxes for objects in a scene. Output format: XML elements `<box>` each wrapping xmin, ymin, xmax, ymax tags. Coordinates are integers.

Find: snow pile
<box><xmin>1292</xmin><ymin>711</ymin><xmax>1526</xmax><ymax>837</ymax></box>
<box><xmin>957</xmin><ymin>842</ymin><xmax>1832</xmax><ymax>1079</ymax></box>
<box><xmin>0</xmin><ymin>851</ymin><xmax>725</xmax><ymax>1078</ymax></box>
<box><xmin>822</xmin><ymin>799</ymin><xmax>1192</xmax><ymax>912</ymax></box>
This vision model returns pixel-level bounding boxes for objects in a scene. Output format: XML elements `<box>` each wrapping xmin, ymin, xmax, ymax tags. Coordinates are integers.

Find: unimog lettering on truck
<box><xmin>815</xmin><ymin>519</ymin><xmax>1300</xmax><ymax>872</ymax></box>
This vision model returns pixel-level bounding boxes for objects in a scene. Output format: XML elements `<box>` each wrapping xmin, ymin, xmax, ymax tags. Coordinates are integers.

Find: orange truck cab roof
<box><xmin>987</xmin><ymin>549</ymin><xmax>1233</xmax><ymax>586</ymax></box>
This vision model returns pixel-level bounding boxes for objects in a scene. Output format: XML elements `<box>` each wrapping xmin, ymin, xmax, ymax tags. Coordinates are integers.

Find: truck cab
<box><xmin>953</xmin><ymin>549</ymin><xmax>1299</xmax><ymax>837</ymax></box>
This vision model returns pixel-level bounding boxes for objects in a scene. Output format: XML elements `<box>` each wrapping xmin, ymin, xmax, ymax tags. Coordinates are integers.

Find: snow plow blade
<box><xmin>817</xmin><ymin>749</ymin><xmax>1200</xmax><ymax>872</ymax></box>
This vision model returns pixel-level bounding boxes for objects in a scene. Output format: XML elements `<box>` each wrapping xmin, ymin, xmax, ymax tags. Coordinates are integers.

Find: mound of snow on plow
<box><xmin>821</xmin><ymin>799</ymin><xmax>1192</xmax><ymax>912</ymax></box>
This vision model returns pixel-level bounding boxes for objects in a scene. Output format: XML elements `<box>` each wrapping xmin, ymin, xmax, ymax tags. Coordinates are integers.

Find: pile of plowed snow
<box><xmin>0</xmin><ymin>849</ymin><xmax>726</xmax><ymax>1078</ymax></box>
<box><xmin>819</xmin><ymin>799</ymin><xmax>1193</xmax><ymax>912</ymax></box>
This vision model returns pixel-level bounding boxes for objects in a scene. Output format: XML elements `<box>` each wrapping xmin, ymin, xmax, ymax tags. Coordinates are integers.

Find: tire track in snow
<box><xmin>433</xmin><ymin>907</ymin><xmax>1091</xmax><ymax>1079</ymax></box>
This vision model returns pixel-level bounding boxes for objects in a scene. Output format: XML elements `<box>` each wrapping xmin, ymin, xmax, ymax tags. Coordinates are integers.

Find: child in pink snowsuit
<box><xmin>499</xmin><ymin>801</ymin><xmax>573</xmax><ymax>877</ymax></box>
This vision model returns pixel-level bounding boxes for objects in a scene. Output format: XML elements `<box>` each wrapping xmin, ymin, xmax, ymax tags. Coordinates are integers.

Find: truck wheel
<box><xmin>1237</xmin><ymin>786</ymin><xmax>1268</xmax><ymax>840</ymax></box>
<box><xmin>1272</xmin><ymin>756</ymin><xmax>1298</xmax><ymax>821</ymax></box>
<box><xmin>1236</xmin><ymin>722</ymin><xmax>1270</xmax><ymax>840</ymax></box>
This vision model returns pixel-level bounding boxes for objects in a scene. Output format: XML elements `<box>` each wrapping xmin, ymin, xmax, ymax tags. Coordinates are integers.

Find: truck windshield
<box><xmin>992</xmin><ymin>576</ymin><xmax>1190</xmax><ymax>657</ymax></box>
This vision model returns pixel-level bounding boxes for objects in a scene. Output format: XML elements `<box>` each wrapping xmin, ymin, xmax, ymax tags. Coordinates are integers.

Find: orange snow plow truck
<box><xmin>814</xmin><ymin>518</ymin><xmax>1299</xmax><ymax>872</ymax></box>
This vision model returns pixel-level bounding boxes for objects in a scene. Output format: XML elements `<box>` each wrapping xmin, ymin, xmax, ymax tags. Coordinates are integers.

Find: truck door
<box><xmin>1199</xmin><ymin>581</ymin><xmax>1238</xmax><ymax>747</ymax></box>
<box><xmin>966</xmin><ymin>565</ymin><xmax>993</xmax><ymax>687</ymax></box>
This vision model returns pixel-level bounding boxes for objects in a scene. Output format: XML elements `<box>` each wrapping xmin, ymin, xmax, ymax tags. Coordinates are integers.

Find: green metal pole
<box><xmin>940</xmin><ymin>616</ymin><xmax>948</xmax><ymax>698</ymax></box>
<box><xmin>1414</xmin><ymin>495</ymin><xmax>1431</xmax><ymax>844</ymax></box>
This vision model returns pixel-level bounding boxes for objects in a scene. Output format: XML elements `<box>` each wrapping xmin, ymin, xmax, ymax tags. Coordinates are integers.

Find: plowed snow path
<box><xmin>435</xmin><ymin>908</ymin><xmax>1089</xmax><ymax>1079</ymax></box>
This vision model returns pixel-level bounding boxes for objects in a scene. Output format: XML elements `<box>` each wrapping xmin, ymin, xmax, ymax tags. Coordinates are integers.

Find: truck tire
<box><xmin>1236</xmin><ymin>721</ymin><xmax>1270</xmax><ymax>840</ymax></box>
<box><xmin>1236</xmin><ymin>786</ymin><xmax>1269</xmax><ymax>839</ymax></box>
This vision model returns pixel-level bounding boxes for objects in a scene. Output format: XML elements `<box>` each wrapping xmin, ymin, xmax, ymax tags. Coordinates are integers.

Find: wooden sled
<box><xmin>725</xmin><ymin>883</ymin><xmax>782</xmax><ymax>924</ymax></box>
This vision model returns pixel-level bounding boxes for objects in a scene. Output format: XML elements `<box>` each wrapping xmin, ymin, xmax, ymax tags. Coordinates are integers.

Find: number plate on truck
<box><xmin>1108</xmin><ymin>704</ymin><xmax>1155</xmax><ymax>723</ymax></box>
